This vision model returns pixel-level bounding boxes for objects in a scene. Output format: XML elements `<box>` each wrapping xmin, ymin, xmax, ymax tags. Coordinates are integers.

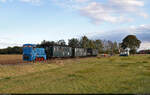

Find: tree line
<box><xmin>0</xmin><ymin>46</ymin><xmax>22</xmax><ymax>54</ymax></box>
<box><xmin>0</xmin><ymin>35</ymin><xmax>141</xmax><ymax>54</ymax></box>
<box><xmin>38</xmin><ymin>36</ymin><xmax>119</xmax><ymax>54</ymax></box>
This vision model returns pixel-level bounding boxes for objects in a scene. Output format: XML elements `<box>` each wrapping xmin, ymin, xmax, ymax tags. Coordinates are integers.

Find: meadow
<box><xmin>0</xmin><ymin>54</ymin><xmax>150</xmax><ymax>93</ymax></box>
<box><xmin>0</xmin><ymin>55</ymin><xmax>24</xmax><ymax>64</ymax></box>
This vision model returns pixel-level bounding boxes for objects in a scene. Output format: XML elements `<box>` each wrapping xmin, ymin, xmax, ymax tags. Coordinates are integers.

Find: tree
<box><xmin>80</xmin><ymin>36</ymin><xmax>89</xmax><ymax>48</ymax></box>
<box><xmin>0</xmin><ymin>46</ymin><xmax>22</xmax><ymax>54</ymax></box>
<box><xmin>130</xmin><ymin>49</ymin><xmax>137</xmax><ymax>54</ymax></box>
<box><xmin>121</xmin><ymin>35</ymin><xmax>141</xmax><ymax>54</ymax></box>
<box><xmin>88</xmin><ymin>40</ymin><xmax>95</xmax><ymax>49</ymax></box>
<box><xmin>68</xmin><ymin>38</ymin><xmax>80</xmax><ymax>48</ymax></box>
<box><xmin>113</xmin><ymin>41</ymin><xmax>119</xmax><ymax>54</ymax></box>
<box><xmin>57</xmin><ymin>40</ymin><xmax>66</xmax><ymax>46</ymax></box>
<box><xmin>94</xmin><ymin>39</ymin><xmax>103</xmax><ymax>53</ymax></box>
<box><xmin>38</xmin><ymin>40</ymin><xmax>57</xmax><ymax>48</ymax></box>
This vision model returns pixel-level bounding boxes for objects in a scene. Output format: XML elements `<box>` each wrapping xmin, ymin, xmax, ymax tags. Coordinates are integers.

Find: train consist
<box><xmin>23</xmin><ymin>44</ymin><xmax>98</xmax><ymax>61</ymax></box>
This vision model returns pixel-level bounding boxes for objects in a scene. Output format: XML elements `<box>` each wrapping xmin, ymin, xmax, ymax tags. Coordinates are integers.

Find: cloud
<box><xmin>0</xmin><ymin>42</ymin><xmax>22</xmax><ymax>48</ymax></box>
<box><xmin>79</xmin><ymin>0</ymin><xmax>148</xmax><ymax>24</ymax></box>
<box><xmin>90</xmin><ymin>24</ymin><xmax>150</xmax><ymax>50</ymax></box>
<box><xmin>80</xmin><ymin>2</ymin><xmax>133</xmax><ymax>24</ymax></box>
<box><xmin>139</xmin><ymin>42</ymin><xmax>150</xmax><ymax>50</ymax></box>
<box><xmin>0</xmin><ymin>38</ymin><xmax>22</xmax><ymax>48</ymax></box>
<box><xmin>52</xmin><ymin>0</ymin><xmax>148</xmax><ymax>24</ymax></box>
<box><xmin>91</xmin><ymin>24</ymin><xmax>150</xmax><ymax>42</ymax></box>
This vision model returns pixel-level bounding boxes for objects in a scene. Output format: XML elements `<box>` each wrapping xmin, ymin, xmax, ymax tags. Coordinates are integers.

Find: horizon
<box><xmin>0</xmin><ymin>0</ymin><xmax>150</xmax><ymax>50</ymax></box>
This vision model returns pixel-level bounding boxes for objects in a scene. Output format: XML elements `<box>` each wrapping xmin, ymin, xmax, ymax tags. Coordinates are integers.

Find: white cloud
<box><xmin>80</xmin><ymin>2</ymin><xmax>134</xmax><ymax>24</ymax></box>
<box><xmin>90</xmin><ymin>24</ymin><xmax>150</xmax><ymax>50</ymax></box>
<box><xmin>53</xmin><ymin>0</ymin><xmax>148</xmax><ymax>24</ymax></box>
<box><xmin>0</xmin><ymin>38</ymin><xmax>22</xmax><ymax>48</ymax></box>
<box><xmin>138</xmin><ymin>42</ymin><xmax>150</xmax><ymax>51</ymax></box>
<box><xmin>110</xmin><ymin>0</ymin><xmax>144</xmax><ymax>7</ymax></box>
<box><xmin>91</xmin><ymin>24</ymin><xmax>150</xmax><ymax>42</ymax></box>
<box><xmin>79</xmin><ymin>0</ymin><xmax>148</xmax><ymax>24</ymax></box>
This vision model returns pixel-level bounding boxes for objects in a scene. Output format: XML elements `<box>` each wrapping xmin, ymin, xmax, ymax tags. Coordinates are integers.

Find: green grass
<box><xmin>1</xmin><ymin>55</ymin><xmax>150</xmax><ymax>93</ymax></box>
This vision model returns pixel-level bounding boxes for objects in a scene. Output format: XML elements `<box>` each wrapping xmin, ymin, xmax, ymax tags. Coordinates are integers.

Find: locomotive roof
<box><xmin>23</xmin><ymin>44</ymin><xmax>36</xmax><ymax>47</ymax></box>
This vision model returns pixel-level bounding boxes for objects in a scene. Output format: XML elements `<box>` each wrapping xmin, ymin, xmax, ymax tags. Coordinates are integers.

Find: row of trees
<box><xmin>0</xmin><ymin>46</ymin><xmax>22</xmax><ymax>54</ymax></box>
<box><xmin>38</xmin><ymin>36</ymin><xmax>119</xmax><ymax>54</ymax></box>
<box><xmin>0</xmin><ymin>35</ymin><xmax>141</xmax><ymax>54</ymax></box>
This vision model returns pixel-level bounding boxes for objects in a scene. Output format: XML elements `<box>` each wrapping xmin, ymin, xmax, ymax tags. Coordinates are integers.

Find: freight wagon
<box><xmin>72</xmin><ymin>48</ymin><xmax>87</xmax><ymax>57</ymax></box>
<box><xmin>23</xmin><ymin>44</ymin><xmax>98</xmax><ymax>61</ymax></box>
<box><xmin>92</xmin><ymin>49</ymin><xmax>99</xmax><ymax>56</ymax></box>
<box><xmin>45</xmin><ymin>46</ymin><xmax>72</xmax><ymax>59</ymax></box>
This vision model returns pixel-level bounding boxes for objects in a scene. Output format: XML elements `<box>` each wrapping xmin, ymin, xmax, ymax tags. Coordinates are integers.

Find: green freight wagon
<box><xmin>87</xmin><ymin>48</ymin><xmax>92</xmax><ymax>56</ymax></box>
<box><xmin>92</xmin><ymin>49</ymin><xmax>98</xmax><ymax>56</ymax></box>
<box><xmin>72</xmin><ymin>48</ymin><xmax>87</xmax><ymax>57</ymax></box>
<box><xmin>87</xmin><ymin>48</ymin><xmax>98</xmax><ymax>56</ymax></box>
<box><xmin>45</xmin><ymin>46</ymin><xmax>72</xmax><ymax>58</ymax></box>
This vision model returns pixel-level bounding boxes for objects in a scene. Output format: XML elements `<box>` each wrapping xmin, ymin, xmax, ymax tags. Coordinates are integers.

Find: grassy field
<box><xmin>0</xmin><ymin>55</ymin><xmax>24</xmax><ymax>64</ymax></box>
<box><xmin>0</xmin><ymin>54</ymin><xmax>150</xmax><ymax>93</ymax></box>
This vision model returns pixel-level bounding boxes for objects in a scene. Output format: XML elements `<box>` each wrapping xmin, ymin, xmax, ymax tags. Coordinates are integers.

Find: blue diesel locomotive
<box><xmin>23</xmin><ymin>44</ymin><xmax>46</xmax><ymax>61</ymax></box>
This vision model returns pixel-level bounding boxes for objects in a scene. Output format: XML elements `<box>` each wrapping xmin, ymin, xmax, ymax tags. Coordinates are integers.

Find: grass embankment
<box><xmin>0</xmin><ymin>55</ymin><xmax>150</xmax><ymax>93</ymax></box>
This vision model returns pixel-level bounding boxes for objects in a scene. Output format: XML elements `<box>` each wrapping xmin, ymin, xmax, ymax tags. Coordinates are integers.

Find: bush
<box><xmin>0</xmin><ymin>46</ymin><xmax>22</xmax><ymax>54</ymax></box>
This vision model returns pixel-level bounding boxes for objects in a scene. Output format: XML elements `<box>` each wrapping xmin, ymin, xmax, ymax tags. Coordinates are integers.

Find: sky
<box><xmin>0</xmin><ymin>0</ymin><xmax>150</xmax><ymax>50</ymax></box>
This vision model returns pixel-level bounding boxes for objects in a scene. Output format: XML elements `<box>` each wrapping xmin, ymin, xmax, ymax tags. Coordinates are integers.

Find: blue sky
<box><xmin>0</xmin><ymin>0</ymin><xmax>150</xmax><ymax>50</ymax></box>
